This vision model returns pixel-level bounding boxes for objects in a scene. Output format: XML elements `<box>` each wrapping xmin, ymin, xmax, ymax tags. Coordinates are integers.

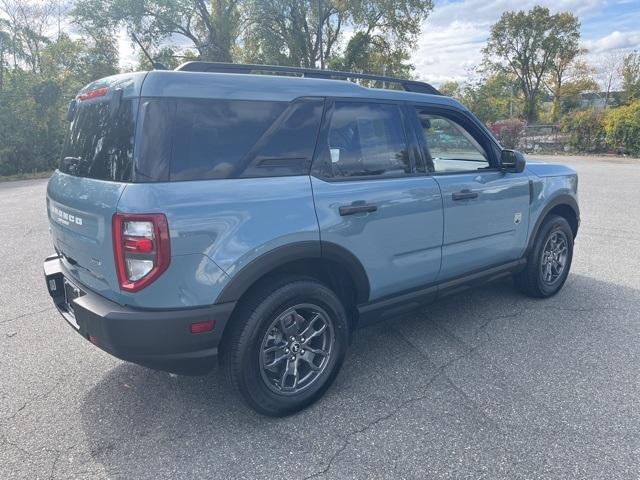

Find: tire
<box><xmin>221</xmin><ymin>276</ymin><xmax>349</xmax><ymax>416</ymax></box>
<box><xmin>514</xmin><ymin>214</ymin><xmax>574</xmax><ymax>298</ymax></box>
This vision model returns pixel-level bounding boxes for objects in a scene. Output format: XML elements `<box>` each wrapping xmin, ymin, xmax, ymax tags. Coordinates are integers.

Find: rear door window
<box><xmin>317</xmin><ymin>101</ymin><xmax>410</xmax><ymax>179</ymax></box>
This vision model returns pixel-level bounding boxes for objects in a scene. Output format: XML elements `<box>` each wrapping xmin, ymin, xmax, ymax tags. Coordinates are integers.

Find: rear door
<box><xmin>47</xmin><ymin>88</ymin><xmax>137</xmax><ymax>297</ymax></box>
<box><xmin>410</xmin><ymin>105</ymin><xmax>530</xmax><ymax>280</ymax></box>
<box><xmin>311</xmin><ymin>99</ymin><xmax>443</xmax><ymax>301</ymax></box>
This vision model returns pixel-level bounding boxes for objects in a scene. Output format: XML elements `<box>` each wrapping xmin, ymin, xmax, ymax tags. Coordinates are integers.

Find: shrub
<box><xmin>560</xmin><ymin>109</ymin><xmax>606</xmax><ymax>153</ymax></box>
<box><xmin>489</xmin><ymin>119</ymin><xmax>526</xmax><ymax>149</ymax></box>
<box><xmin>603</xmin><ymin>101</ymin><xmax>640</xmax><ymax>156</ymax></box>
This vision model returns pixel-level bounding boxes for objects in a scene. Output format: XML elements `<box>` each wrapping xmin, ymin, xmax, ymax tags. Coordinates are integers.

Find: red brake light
<box><xmin>78</xmin><ymin>87</ymin><xmax>109</xmax><ymax>101</ymax></box>
<box><xmin>113</xmin><ymin>213</ymin><xmax>170</xmax><ymax>292</ymax></box>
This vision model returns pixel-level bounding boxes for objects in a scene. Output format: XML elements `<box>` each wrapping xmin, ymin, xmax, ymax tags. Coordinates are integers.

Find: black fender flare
<box><xmin>526</xmin><ymin>194</ymin><xmax>580</xmax><ymax>255</ymax></box>
<box><xmin>215</xmin><ymin>241</ymin><xmax>371</xmax><ymax>304</ymax></box>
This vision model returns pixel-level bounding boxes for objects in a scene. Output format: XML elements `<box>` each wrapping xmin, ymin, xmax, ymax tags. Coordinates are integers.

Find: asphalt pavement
<box><xmin>1</xmin><ymin>155</ymin><xmax>639</xmax><ymax>479</ymax></box>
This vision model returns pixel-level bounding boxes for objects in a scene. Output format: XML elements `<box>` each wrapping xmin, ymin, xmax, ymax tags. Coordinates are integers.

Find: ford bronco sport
<box><xmin>44</xmin><ymin>63</ymin><xmax>579</xmax><ymax>416</ymax></box>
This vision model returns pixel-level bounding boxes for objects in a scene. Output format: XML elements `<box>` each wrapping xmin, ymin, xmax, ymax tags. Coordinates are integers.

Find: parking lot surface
<box><xmin>1</xmin><ymin>155</ymin><xmax>639</xmax><ymax>479</ymax></box>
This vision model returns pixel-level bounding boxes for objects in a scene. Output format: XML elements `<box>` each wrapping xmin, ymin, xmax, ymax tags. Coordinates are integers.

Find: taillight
<box><xmin>112</xmin><ymin>213</ymin><xmax>170</xmax><ymax>292</ymax></box>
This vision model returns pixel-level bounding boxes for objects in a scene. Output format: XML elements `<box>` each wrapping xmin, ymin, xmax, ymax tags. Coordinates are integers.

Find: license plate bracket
<box><xmin>63</xmin><ymin>278</ymin><xmax>84</xmax><ymax>327</ymax></box>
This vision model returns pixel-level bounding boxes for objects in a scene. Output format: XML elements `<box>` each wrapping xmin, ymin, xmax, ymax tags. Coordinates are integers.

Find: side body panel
<box><xmin>526</xmin><ymin>162</ymin><xmax>580</xmax><ymax>243</ymax></box>
<box><xmin>116</xmin><ymin>176</ymin><xmax>319</xmax><ymax>308</ymax></box>
<box><xmin>435</xmin><ymin>171</ymin><xmax>531</xmax><ymax>280</ymax></box>
<box><xmin>311</xmin><ymin>176</ymin><xmax>443</xmax><ymax>301</ymax></box>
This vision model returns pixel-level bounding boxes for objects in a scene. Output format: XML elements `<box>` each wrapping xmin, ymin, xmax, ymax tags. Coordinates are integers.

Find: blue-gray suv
<box><xmin>44</xmin><ymin>63</ymin><xmax>579</xmax><ymax>416</ymax></box>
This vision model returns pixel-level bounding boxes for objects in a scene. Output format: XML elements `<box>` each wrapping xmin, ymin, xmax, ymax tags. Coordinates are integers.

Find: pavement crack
<box><xmin>303</xmin><ymin>330</ymin><xmax>481</xmax><ymax>480</ymax></box>
<box><xmin>0</xmin><ymin>432</ymin><xmax>37</xmax><ymax>465</ymax></box>
<box><xmin>473</xmin><ymin>312</ymin><xmax>521</xmax><ymax>337</ymax></box>
<box><xmin>0</xmin><ymin>307</ymin><xmax>53</xmax><ymax>325</ymax></box>
<box><xmin>49</xmin><ymin>443</ymin><xmax>77</xmax><ymax>480</ymax></box>
<box><xmin>2</xmin><ymin>374</ymin><xmax>70</xmax><ymax>423</ymax></box>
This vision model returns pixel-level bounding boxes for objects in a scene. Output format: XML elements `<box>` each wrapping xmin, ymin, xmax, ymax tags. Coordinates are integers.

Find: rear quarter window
<box><xmin>134</xmin><ymin>98</ymin><xmax>324</xmax><ymax>182</ymax></box>
<box><xmin>170</xmin><ymin>100</ymin><xmax>287</xmax><ymax>181</ymax></box>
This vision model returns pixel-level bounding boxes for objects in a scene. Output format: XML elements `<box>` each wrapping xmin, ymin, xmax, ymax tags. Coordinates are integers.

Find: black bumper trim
<box><xmin>44</xmin><ymin>255</ymin><xmax>235</xmax><ymax>371</ymax></box>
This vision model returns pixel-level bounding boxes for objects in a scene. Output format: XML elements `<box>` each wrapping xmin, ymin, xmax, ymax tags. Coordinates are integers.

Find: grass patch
<box><xmin>0</xmin><ymin>171</ymin><xmax>54</xmax><ymax>182</ymax></box>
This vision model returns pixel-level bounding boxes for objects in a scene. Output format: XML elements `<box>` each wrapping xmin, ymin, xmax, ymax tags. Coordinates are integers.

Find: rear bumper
<box><xmin>43</xmin><ymin>255</ymin><xmax>235</xmax><ymax>372</ymax></box>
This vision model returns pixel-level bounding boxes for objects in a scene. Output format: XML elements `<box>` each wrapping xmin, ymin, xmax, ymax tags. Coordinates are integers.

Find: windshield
<box><xmin>59</xmin><ymin>98</ymin><xmax>137</xmax><ymax>182</ymax></box>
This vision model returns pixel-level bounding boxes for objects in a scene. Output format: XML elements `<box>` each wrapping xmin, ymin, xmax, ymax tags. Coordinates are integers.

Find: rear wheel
<box><xmin>222</xmin><ymin>277</ymin><xmax>349</xmax><ymax>416</ymax></box>
<box><xmin>514</xmin><ymin>214</ymin><xmax>574</xmax><ymax>298</ymax></box>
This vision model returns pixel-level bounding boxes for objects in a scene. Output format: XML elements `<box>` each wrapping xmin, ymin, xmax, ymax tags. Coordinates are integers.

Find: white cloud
<box><xmin>411</xmin><ymin>0</ymin><xmax>630</xmax><ymax>86</ymax></box>
<box><xmin>583</xmin><ymin>30</ymin><xmax>640</xmax><ymax>52</ymax></box>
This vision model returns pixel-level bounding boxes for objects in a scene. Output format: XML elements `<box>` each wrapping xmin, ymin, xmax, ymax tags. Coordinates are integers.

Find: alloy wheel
<box><xmin>540</xmin><ymin>230</ymin><xmax>569</xmax><ymax>285</ymax></box>
<box><xmin>259</xmin><ymin>304</ymin><xmax>335</xmax><ymax>395</ymax></box>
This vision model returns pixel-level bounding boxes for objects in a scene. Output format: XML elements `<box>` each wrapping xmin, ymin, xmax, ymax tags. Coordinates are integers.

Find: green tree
<box><xmin>557</xmin><ymin>74</ymin><xmax>599</xmax><ymax>114</ymax></box>
<box><xmin>621</xmin><ymin>51</ymin><xmax>640</xmax><ymax>103</ymax></box>
<box><xmin>0</xmin><ymin>0</ymin><xmax>118</xmax><ymax>177</ymax></box>
<box><xmin>546</xmin><ymin>46</ymin><xmax>585</xmax><ymax>121</ymax></box>
<box><xmin>483</xmin><ymin>6</ymin><xmax>581</xmax><ymax>123</ymax></box>
<box><xmin>243</xmin><ymin>0</ymin><xmax>432</xmax><ymax>70</ymax></box>
<box><xmin>0</xmin><ymin>19</ymin><xmax>12</xmax><ymax>90</ymax></box>
<box><xmin>603</xmin><ymin>100</ymin><xmax>640</xmax><ymax>155</ymax></box>
<box><xmin>456</xmin><ymin>72</ymin><xmax>521</xmax><ymax>124</ymax></box>
<box><xmin>326</xmin><ymin>31</ymin><xmax>414</xmax><ymax>79</ymax></box>
<box><xmin>73</xmin><ymin>0</ymin><xmax>243</xmax><ymax>63</ymax></box>
<box><xmin>561</xmin><ymin>109</ymin><xmax>605</xmax><ymax>152</ymax></box>
<box><xmin>438</xmin><ymin>80</ymin><xmax>460</xmax><ymax>97</ymax></box>
<box><xmin>0</xmin><ymin>0</ymin><xmax>59</xmax><ymax>73</ymax></box>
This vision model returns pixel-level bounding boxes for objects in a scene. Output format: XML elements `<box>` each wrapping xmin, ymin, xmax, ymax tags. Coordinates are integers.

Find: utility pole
<box><xmin>318</xmin><ymin>0</ymin><xmax>324</xmax><ymax>69</ymax></box>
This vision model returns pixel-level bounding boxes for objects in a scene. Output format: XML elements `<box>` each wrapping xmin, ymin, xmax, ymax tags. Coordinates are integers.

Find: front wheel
<box><xmin>221</xmin><ymin>277</ymin><xmax>349</xmax><ymax>416</ymax></box>
<box><xmin>514</xmin><ymin>214</ymin><xmax>574</xmax><ymax>298</ymax></box>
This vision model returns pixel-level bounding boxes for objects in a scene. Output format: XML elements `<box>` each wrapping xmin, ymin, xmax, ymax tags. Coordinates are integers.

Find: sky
<box><xmin>411</xmin><ymin>0</ymin><xmax>640</xmax><ymax>86</ymax></box>
<box><xmin>118</xmin><ymin>0</ymin><xmax>640</xmax><ymax>88</ymax></box>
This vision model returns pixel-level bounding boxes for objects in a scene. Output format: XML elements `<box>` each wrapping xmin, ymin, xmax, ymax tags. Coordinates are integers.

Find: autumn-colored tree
<box><xmin>483</xmin><ymin>6</ymin><xmax>581</xmax><ymax>123</ymax></box>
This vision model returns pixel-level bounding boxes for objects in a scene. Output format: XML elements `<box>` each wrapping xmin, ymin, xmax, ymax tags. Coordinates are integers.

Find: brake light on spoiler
<box><xmin>78</xmin><ymin>87</ymin><xmax>109</xmax><ymax>101</ymax></box>
<box><xmin>112</xmin><ymin>213</ymin><xmax>170</xmax><ymax>292</ymax></box>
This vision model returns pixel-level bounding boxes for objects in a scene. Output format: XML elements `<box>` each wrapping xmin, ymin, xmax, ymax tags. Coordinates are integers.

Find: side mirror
<box><xmin>500</xmin><ymin>149</ymin><xmax>526</xmax><ymax>173</ymax></box>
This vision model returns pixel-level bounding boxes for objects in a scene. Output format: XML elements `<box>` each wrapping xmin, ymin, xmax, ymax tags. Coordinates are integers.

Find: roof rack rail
<box><xmin>174</xmin><ymin>62</ymin><xmax>441</xmax><ymax>96</ymax></box>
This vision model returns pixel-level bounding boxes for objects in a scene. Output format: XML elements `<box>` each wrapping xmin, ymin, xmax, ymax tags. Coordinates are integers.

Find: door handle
<box><xmin>339</xmin><ymin>203</ymin><xmax>378</xmax><ymax>216</ymax></box>
<box><xmin>452</xmin><ymin>189</ymin><xmax>478</xmax><ymax>201</ymax></box>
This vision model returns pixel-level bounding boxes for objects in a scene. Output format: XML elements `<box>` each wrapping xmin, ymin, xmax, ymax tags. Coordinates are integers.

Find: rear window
<box><xmin>135</xmin><ymin>98</ymin><xmax>324</xmax><ymax>182</ymax></box>
<box><xmin>59</xmin><ymin>97</ymin><xmax>137</xmax><ymax>182</ymax></box>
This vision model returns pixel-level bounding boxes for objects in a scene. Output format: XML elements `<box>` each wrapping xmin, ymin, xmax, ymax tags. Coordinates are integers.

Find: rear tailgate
<box><xmin>47</xmin><ymin>173</ymin><xmax>125</xmax><ymax>298</ymax></box>
<box><xmin>46</xmin><ymin>73</ymin><xmax>145</xmax><ymax>300</ymax></box>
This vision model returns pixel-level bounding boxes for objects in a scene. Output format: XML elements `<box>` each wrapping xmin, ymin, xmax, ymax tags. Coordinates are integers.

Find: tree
<box><xmin>603</xmin><ymin>100</ymin><xmax>640</xmax><ymax>155</ymax></box>
<box><xmin>456</xmin><ymin>72</ymin><xmax>521</xmax><ymax>124</ymax></box>
<box><xmin>243</xmin><ymin>0</ymin><xmax>432</xmax><ymax>70</ymax></box>
<box><xmin>0</xmin><ymin>0</ymin><xmax>118</xmax><ymax>177</ymax></box>
<box><xmin>327</xmin><ymin>31</ymin><xmax>415</xmax><ymax>79</ymax></box>
<box><xmin>0</xmin><ymin>0</ymin><xmax>59</xmax><ymax>73</ymax></box>
<box><xmin>621</xmin><ymin>51</ymin><xmax>640</xmax><ymax>103</ymax></box>
<box><xmin>483</xmin><ymin>6</ymin><xmax>581</xmax><ymax>123</ymax></box>
<box><xmin>546</xmin><ymin>45</ymin><xmax>585</xmax><ymax>121</ymax></box>
<box><xmin>0</xmin><ymin>19</ymin><xmax>11</xmax><ymax>90</ymax></box>
<box><xmin>73</xmin><ymin>0</ymin><xmax>244</xmax><ymax>63</ymax></box>
<box><xmin>557</xmin><ymin>74</ymin><xmax>599</xmax><ymax>114</ymax></box>
<box><xmin>561</xmin><ymin>109</ymin><xmax>605</xmax><ymax>152</ymax></box>
<box><xmin>438</xmin><ymin>80</ymin><xmax>460</xmax><ymax>97</ymax></box>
